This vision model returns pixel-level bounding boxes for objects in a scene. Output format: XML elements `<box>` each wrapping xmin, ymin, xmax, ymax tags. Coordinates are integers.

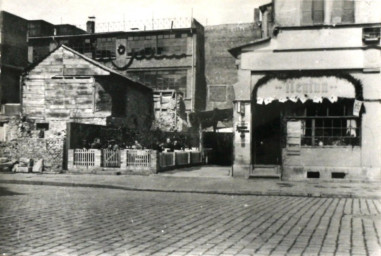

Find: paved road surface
<box><xmin>0</xmin><ymin>184</ymin><xmax>380</xmax><ymax>256</ymax></box>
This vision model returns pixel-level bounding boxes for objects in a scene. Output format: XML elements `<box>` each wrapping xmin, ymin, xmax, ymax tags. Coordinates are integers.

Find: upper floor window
<box><xmin>301</xmin><ymin>0</ymin><xmax>354</xmax><ymax>25</ymax></box>
<box><xmin>301</xmin><ymin>0</ymin><xmax>324</xmax><ymax>25</ymax></box>
<box><xmin>332</xmin><ymin>0</ymin><xmax>355</xmax><ymax>24</ymax></box>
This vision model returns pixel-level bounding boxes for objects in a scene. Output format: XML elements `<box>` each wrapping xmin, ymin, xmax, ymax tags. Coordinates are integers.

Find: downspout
<box><xmin>191</xmin><ymin>27</ymin><xmax>195</xmax><ymax>111</ymax></box>
<box><xmin>19</xmin><ymin>75</ymin><xmax>23</xmax><ymax>115</ymax></box>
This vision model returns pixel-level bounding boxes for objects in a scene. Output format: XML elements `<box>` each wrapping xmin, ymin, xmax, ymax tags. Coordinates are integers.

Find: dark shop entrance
<box><xmin>252</xmin><ymin>101</ymin><xmax>282</xmax><ymax>165</ymax></box>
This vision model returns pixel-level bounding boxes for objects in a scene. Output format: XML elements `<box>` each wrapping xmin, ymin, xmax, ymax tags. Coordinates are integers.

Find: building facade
<box><xmin>0</xmin><ymin>11</ymin><xmax>28</xmax><ymax>105</ymax></box>
<box><xmin>28</xmin><ymin>19</ymin><xmax>205</xmax><ymax>131</ymax></box>
<box><xmin>231</xmin><ymin>0</ymin><xmax>381</xmax><ymax>181</ymax></box>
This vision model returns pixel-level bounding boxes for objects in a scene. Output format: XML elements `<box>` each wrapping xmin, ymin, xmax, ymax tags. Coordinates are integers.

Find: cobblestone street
<box><xmin>0</xmin><ymin>184</ymin><xmax>380</xmax><ymax>256</ymax></box>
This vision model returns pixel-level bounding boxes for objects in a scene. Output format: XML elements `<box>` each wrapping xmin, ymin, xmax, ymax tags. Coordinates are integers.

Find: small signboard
<box><xmin>236</xmin><ymin>121</ymin><xmax>249</xmax><ymax>133</ymax></box>
<box><xmin>353</xmin><ymin>100</ymin><xmax>362</xmax><ymax>117</ymax></box>
<box><xmin>286</xmin><ymin>120</ymin><xmax>302</xmax><ymax>155</ymax></box>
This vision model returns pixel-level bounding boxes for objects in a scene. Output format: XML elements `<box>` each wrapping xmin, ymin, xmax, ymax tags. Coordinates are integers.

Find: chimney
<box><xmin>86</xmin><ymin>16</ymin><xmax>95</xmax><ymax>33</ymax></box>
<box><xmin>254</xmin><ymin>8</ymin><xmax>261</xmax><ymax>26</ymax></box>
<box><xmin>262</xmin><ymin>10</ymin><xmax>269</xmax><ymax>38</ymax></box>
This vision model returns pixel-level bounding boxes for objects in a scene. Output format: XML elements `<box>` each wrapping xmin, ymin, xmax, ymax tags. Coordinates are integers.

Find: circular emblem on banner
<box><xmin>117</xmin><ymin>44</ymin><xmax>126</xmax><ymax>55</ymax></box>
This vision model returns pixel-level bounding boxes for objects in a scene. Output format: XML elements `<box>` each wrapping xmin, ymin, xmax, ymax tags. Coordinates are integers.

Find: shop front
<box><xmin>252</xmin><ymin>73</ymin><xmax>364</xmax><ymax>180</ymax></box>
<box><xmin>232</xmin><ymin>69</ymin><xmax>381</xmax><ymax>181</ymax></box>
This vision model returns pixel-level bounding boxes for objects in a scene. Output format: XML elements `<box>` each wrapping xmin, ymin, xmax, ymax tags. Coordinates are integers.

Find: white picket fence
<box><xmin>69</xmin><ymin>148</ymin><xmax>205</xmax><ymax>172</ymax></box>
<box><xmin>73</xmin><ymin>149</ymin><xmax>97</xmax><ymax>167</ymax></box>
<box><xmin>126</xmin><ymin>150</ymin><xmax>151</xmax><ymax>167</ymax></box>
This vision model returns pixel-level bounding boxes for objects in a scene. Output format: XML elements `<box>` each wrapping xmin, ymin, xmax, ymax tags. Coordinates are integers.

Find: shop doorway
<box><xmin>252</xmin><ymin>102</ymin><xmax>282</xmax><ymax>165</ymax></box>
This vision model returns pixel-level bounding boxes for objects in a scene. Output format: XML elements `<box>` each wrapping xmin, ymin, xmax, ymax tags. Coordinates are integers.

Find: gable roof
<box><xmin>61</xmin><ymin>45</ymin><xmax>151</xmax><ymax>91</ymax></box>
<box><xmin>25</xmin><ymin>44</ymin><xmax>152</xmax><ymax>92</ymax></box>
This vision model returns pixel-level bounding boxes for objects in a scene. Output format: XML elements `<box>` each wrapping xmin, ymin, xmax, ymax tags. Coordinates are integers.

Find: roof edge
<box><xmin>61</xmin><ymin>45</ymin><xmax>152</xmax><ymax>91</ymax></box>
<box><xmin>228</xmin><ymin>37</ymin><xmax>271</xmax><ymax>58</ymax></box>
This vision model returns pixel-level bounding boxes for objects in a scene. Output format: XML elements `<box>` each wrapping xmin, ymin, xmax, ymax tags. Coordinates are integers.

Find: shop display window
<box><xmin>284</xmin><ymin>99</ymin><xmax>360</xmax><ymax>146</ymax></box>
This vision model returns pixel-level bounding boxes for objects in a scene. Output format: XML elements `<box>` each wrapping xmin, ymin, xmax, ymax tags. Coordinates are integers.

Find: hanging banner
<box><xmin>353</xmin><ymin>100</ymin><xmax>362</xmax><ymax>117</ymax></box>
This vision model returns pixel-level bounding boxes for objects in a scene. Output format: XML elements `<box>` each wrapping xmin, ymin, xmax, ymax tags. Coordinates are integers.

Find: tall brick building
<box><xmin>204</xmin><ymin>23</ymin><xmax>261</xmax><ymax>111</ymax></box>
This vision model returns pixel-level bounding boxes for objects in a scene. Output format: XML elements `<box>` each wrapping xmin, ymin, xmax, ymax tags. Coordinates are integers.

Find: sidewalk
<box><xmin>1</xmin><ymin>170</ymin><xmax>380</xmax><ymax>198</ymax></box>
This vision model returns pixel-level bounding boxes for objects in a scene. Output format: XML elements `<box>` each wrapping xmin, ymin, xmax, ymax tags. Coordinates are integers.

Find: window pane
<box><xmin>301</xmin><ymin>0</ymin><xmax>313</xmax><ymax>25</ymax></box>
<box><xmin>342</xmin><ymin>0</ymin><xmax>355</xmax><ymax>23</ymax></box>
<box><xmin>285</xmin><ymin>99</ymin><xmax>360</xmax><ymax>147</ymax></box>
<box><xmin>312</xmin><ymin>0</ymin><xmax>324</xmax><ymax>24</ymax></box>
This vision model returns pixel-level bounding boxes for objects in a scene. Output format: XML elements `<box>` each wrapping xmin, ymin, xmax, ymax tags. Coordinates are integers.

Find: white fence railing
<box><xmin>73</xmin><ymin>149</ymin><xmax>97</xmax><ymax>168</ymax></box>
<box><xmin>126</xmin><ymin>150</ymin><xmax>151</xmax><ymax>167</ymax></box>
<box><xmin>68</xmin><ymin>148</ymin><xmax>206</xmax><ymax>173</ymax></box>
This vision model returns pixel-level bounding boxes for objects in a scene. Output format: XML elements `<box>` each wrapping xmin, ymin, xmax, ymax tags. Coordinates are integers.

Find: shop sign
<box><xmin>257</xmin><ymin>77</ymin><xmax>356</xmax><ymax>102</ymax></box>
<box><xmin>236</xmin><ymin>121</ymin><xmax>249</xmax><ymax>133</ymax></box>
<box><xmin>286</xmin><ymin>121</ymin><xmax>302</xmax><ymax>155</ymax></box>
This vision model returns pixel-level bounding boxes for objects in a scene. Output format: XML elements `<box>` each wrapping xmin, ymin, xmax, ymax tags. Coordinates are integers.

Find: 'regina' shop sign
<box><xmin>256</xmin><ymin>76</ymin><xmax>356</xmax><ymax>103</ymax></box>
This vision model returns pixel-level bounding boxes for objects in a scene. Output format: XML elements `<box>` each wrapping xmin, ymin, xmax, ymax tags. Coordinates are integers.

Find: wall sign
<box><xmin>286</xmin><ymin>120</ymin><xmax>302</xmax><ymax>155</ymax></box>
<box><xmin>257</xmin><ymin>77</ymin><xmax>356</xmax><ymax>101</ymax></box>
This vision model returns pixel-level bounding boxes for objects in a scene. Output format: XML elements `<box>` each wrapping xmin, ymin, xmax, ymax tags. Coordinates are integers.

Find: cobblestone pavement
<box><xmin>0</xmin><ymin>184</ymin><xmax>380</xmax><ymax>256</ymax></box>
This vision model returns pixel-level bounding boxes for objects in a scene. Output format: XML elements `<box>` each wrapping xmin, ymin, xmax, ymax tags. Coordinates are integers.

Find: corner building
<box><xmin>230</xmin><ymin>0</ymin><xmax>381</xmax><ymax>181</ymax></box>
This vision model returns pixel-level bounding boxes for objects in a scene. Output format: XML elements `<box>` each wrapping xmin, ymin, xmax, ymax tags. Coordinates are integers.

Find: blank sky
<box><xmin>1</xmin><ymin>0</ymin><xmax>270</xmax><ymax>28</ymax></box>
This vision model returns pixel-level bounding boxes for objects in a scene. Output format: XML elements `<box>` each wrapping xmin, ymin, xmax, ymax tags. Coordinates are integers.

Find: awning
<box><xmin>256</xmin><ymin>76</ymin><xmax>356</xmax><ymax>104</ymax></box>
<box><xmin>189</xmin><ymin>108</ymin><xmax>233</xmax><ymax>130</ymax></box>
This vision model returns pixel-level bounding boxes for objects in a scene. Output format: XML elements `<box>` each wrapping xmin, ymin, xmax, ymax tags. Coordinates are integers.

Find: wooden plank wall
<box><xmin>22</xmin><ymin>47</ymin><xmax>112</xmax><ymax>121</ymax></box>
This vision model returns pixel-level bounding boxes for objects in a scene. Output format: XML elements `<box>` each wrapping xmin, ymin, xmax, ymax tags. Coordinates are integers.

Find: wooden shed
<box><xmin>22</xmin><ymin>45</ymin><xmax>153</xmax><ymax>132</ymax></box>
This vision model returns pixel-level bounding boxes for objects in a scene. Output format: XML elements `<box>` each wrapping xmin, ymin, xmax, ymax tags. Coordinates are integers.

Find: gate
<box><xmin>102</xmin><ymin>149</ymin><xmax>121</xmax><ymax>168</ymax></box>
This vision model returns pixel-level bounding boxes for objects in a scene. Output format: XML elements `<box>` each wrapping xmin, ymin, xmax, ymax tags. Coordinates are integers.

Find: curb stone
<box><xmin>0</xmin><ymin>179</ymin><xmax>380</xmax><ymax>199</ymax></box>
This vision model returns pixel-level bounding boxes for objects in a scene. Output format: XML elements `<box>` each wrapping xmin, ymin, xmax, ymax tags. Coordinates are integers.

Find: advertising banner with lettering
<box><xmin>256</xmin><ymin>77</ymin><xmax>356</xmax><ymax>104</ymax></box>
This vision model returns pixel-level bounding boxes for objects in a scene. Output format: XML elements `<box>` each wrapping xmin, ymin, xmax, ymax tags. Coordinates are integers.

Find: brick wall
<box><xmin>204</xmin><ymin>23</ymin><xmax>262</xmax><ymax>110</ymax></box>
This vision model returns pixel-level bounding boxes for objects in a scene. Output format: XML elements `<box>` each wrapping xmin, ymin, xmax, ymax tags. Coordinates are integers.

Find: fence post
<box><xmin>150</xmin><ymin>150</ymin><xmax>159</xmax><ymax>173</ymax></box>
<box><xmin>120</xmin><ymin>149</ymin><xmax>127</xmax><ymax>169</ymax></box>
<box><xmin>68</xmin><ymin>149</ymin><xmax>74</xmax><ymax>170</ymax></box>
<box><xmin>172</xmin><ymin>152</ymin><xmax>176</xmax><ymax>167</ymax></box>
<box><xmin>187</xmin><ymin>152</ymin><xmax>191</xmax><ymax>165</ymax></box>
<box><xmin>94</xmin><ymin>150</ymin><xmax>101</xmax><ymax>167</ymax></box>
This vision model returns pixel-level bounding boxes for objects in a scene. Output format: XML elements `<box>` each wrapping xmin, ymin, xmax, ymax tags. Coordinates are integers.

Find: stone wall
<box><xmin>0</xmin><ymin>116</ymin><xmax>65</xmax><ymax>172</ymax></box>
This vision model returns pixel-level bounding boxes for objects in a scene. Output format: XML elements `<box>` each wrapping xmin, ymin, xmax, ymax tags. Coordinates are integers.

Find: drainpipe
<box><xmin>199</xmin><ymin>120</ymin><xmax>203</xmax><ymax>152</ymax></box>
<box><xmin>19</xmin><ymin>75</ymin><xmax>23</xmax><ymax>115</ymax></box>
<box><xmin>190</xmin><ymin>22</ymin><xmax>196</xmax><ymax>111</ymax></box>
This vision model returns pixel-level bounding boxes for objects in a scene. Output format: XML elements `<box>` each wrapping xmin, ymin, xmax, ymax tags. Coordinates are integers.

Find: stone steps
<box><xmin>249</xmin><ymin>165</ymin><xmax>281</xmax><ymax>179</ymax></box>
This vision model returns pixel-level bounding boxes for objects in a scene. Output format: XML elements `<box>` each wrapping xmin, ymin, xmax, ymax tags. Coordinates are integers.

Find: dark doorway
<box><xmin>203</xmin><ymin>132</ymin><xmax>233</xmax><ymax>166</ymax></box>
<box><xmin>253</xmin><ymin>102</ymin><xmax>282</xmax><ymax>165</ymax></box>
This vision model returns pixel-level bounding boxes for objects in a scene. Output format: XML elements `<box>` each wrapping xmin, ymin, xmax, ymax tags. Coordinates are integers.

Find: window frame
<box><xmin>283</xmin><ymin>100</ymin><xmax>361</xmax><ymax>147</ymax></box>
